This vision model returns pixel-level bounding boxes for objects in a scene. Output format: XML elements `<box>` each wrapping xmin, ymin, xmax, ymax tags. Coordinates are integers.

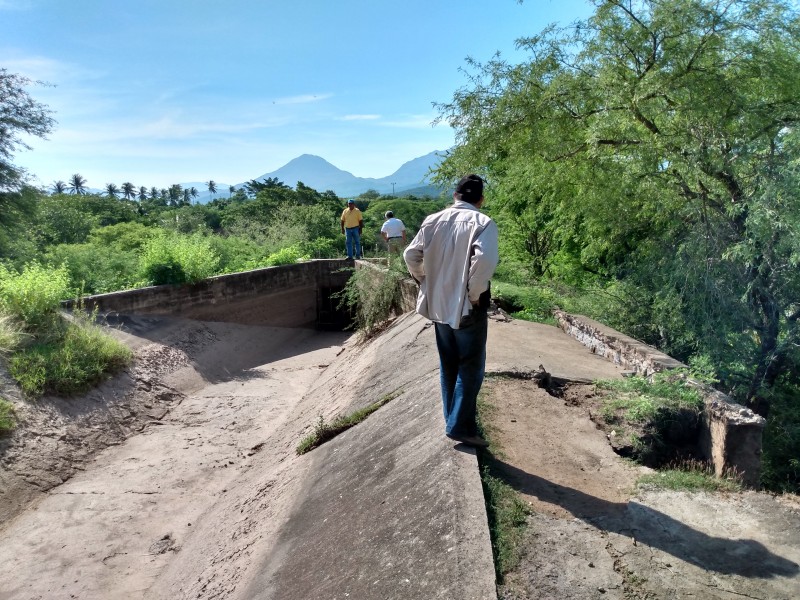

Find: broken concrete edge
<box><xmin>553</xmin><ymin>311</ymin><xmax>685</xmax><ymax>375</ymax></box>
<box><xmin>553</xmin><ymin>310</ymin><xmax>766</xmax><ymax>488</ymax></box>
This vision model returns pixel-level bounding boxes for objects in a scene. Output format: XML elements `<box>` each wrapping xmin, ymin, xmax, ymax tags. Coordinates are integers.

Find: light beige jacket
<box><xmin>403</xmin><ymin>201</ymin><xmax>499</xmax><ymax>329</ymax></box>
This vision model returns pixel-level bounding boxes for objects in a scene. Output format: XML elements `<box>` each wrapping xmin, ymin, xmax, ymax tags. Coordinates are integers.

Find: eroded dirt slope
<box><xmin>482</xmin><ymin>377</ymin><xmax>800</xmax><ymax>600</ymax></box>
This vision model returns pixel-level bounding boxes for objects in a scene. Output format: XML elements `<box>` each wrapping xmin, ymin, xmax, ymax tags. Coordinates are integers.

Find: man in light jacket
<box><xmin>404</xmin><ymin>174</ymin><xmax>499</xmax><ymax>447</ymax></box>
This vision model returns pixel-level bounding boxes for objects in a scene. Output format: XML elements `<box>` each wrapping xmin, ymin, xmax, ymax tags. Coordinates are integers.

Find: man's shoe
<box><xmin>446</xmin><ymin>433</ymin><xmax>490</xmax><ymax>448</ymax></box>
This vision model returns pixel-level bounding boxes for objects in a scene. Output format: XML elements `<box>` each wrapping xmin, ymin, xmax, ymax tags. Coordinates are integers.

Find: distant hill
<box><xmin>186</xmin><ymin>151</ymin><xmax>445</xmax><ymax>203</ymax></box>
<box><xmin>250</xmin><ymin>150</ymin><xmax>447</xmax><ymax>198</ymax></box>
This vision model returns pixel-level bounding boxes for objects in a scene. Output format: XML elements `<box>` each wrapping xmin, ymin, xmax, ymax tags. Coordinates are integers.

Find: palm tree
<box><xmin>168</xmin><ymin>184</ymin><xmax>182</xmax><ymax>207</ymax></box>
<box><xmin>121</xmin><ymin>182</ymin><xmax>136</xmax><ymax>200</ymax></box>
<box><xmin>182</xmin><ymin>188</ymin><xmax>192</xmax><ymax>206</ymax></box>
<box><xmin>105</xmin><ymin>183</ymin><xmax>120</xmax><ymax>198</ymax></box>
<box><xmin>138</xmin><ymin>186</ymin><xmax>148</xmax><ymax>201</ymax></box>
<box><xmin>229</xmin><ymin>185</ymin><xmax>236</xmax><ymax>197</ymax></box>
<box><xmin>206</xmin><ymin>180</ymin><xmax>217</xmax><ymax>201</ymax></box>
<box><xmin>190</xmin><ymin>186</ymin><xmax>199</xmax><ymax>203</ymax></box>
<box><xmin>68</xmin><ymin>173</ymin><xmax>87</xmax><ymax>195</ymax></box>
<box><xmin>150</xmin><ymin>187</ymin><xmax>160</xmax><ymax>200</ymax></box>
<box><xmin>51</xmin><ymin>180</ymin><xmax>67</xmax><ymax>194</ymax></box>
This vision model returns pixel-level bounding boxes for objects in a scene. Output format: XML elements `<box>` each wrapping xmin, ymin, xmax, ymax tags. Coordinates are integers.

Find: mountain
<box><xmin>185</xmin><ymin>150</ymin><xmax>447</xmax><ymax>204</ymax></box>
<box><xmin>251</xmin><ymin>150</ymin><xmax>447</xmax><ymax>198</ymax></box>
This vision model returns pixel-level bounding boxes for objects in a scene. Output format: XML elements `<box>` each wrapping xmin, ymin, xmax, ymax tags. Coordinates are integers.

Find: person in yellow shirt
<box><xmin>340</xmin><ymin>199</ymin><xmax>363</xmax><ymax>259</ymax></box>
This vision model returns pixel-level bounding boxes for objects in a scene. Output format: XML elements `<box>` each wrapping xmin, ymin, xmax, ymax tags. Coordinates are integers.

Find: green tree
<box><xmin>168</xmin><ymin>184</ymin><xmax>182</xmax><ymax>207</ymax></box>
<box><xmin>68</xmin><ymin>173</ymin><xmax>87</xmax><ymax>195</ymax></box>
<box><xmin>0</xmin><ymin>186</ymin><xmax>38</xmax><ymax>262</ymax></box>
<box><xmin>121</xmin><ymin>182</ymin><xmax>136</xmax><ymax>200</ymax></box>
<box><xmin>51</xmin><ymin>181</ymin><xmax>67</xmax><ymax>195</ymax></box>
<box><xmin>206</xmin><ymin>180</ymin><xmax>216</xmax><ymax>200</ymax></box>
<box><xmin>0</xmin><ymin>69</ymin><xmax>55</xmax><ymax>190</ymax></box>
<box><xmin>138</xmin><ymin>186</ymin><xmax>148</xmax><ymax>202</ymax></box>
<box><xmin>437</xmin><ymin>0</ymin><xmax>800</xmax><ymax>414</ymax></box>
<box><xmin>105</xmin><ymin>183</ymin><xmax>119</xmax><ymax>199</ymax></box>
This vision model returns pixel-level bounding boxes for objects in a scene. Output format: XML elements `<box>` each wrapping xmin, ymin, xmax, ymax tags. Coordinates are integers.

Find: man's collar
<box><xmin>453</xmin><ymin>200</ymin><xmax>479</xmax><ymax>211</ymax></box>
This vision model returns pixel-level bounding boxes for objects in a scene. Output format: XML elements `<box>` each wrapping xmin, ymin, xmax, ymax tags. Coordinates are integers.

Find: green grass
<box><xmin>0</xmin><ymin>397</ymin><xmax>16</xmax><ymax>432</ymax></box>
<box><xmin>595</xmin><ymin>371</ymin><xmax>705</xmax><ymax>467</ymax></box>
<box><xmin>479</xmin><ymin>465</ymin><xmax>531</xmax><ymax>579</ymax></box>
<box><xmin>0</xmin><ymin>313</ymin><xmax>25</xmax><ymax>356</ymax></box>
<box><xmin>9</xmin><ymin>317</ymin><xmax>132</xmax><ymax>397</ymax></box>
<box><xmin>638</xmin><ymin>461</ymin><xmax>742</xmax><ymax>492</ymax></box>
<box><xmin>492</xmin><ymin>281</ymin><xmax>559</xmax><ymax>325</ymax></box>
<box><xmin>476</xmin><ymin>393</ymin><xmax>531</xmax><ymax>581</ymax></box>
<box><xmin>0</xmin><ymin>263</ymin><xmax>70</xmax><ymax>330</ymax></box>
<box><xmin>296</xmin><ymin>390</ymin><xmax>401</xmax><ymax>454</ymax></box>
<box><xmin>596</xmin><ymin>371</ymin><xmax>704</xmax><ymax>424</ymax></box>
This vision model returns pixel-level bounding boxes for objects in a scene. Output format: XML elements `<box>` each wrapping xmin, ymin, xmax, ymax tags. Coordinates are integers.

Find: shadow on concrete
<box><xmin>101</xmin><ymin>313</ymin><xmax>351</xmax><ymax>387</ymax></box>
<box><xmin>491</xmin><ymin>457</ymin><xmax>800</xmax><ymax>579</ymax></box>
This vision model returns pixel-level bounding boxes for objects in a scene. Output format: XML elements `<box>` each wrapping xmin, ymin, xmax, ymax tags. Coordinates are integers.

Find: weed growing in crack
<box><xmin>476</xmin><ymin>394</ymin><xmax>531</xmax><ymax>582</ymax></box>
<box><xmin>296</xmin><ymin>390</ymin><xmax>402</xmax><ymax>454</ymax></box>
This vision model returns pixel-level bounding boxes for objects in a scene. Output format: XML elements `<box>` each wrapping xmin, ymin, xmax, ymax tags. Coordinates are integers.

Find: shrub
<box><xmin>208</xmin><ymin>234</ymin><xmax>267</xmax><ymax>274</ymax></box>
<box><xmin>336</xmin><ymin>260</ymin><xmax>407</xmax><ymax>337</ymax></box>
<box><xmin>139</xmin><ymin>233</ymin><xmax>220</xmax><ymax>285</ymax></box>
<box><xmin>760</xmin><ymin>382</ymin><xmax>800</xmax><ymax>493</ymax></box>
<box><xmin>265</xmin><ymin>244</ymin><xmax>309</xmax><ymax>266</ymax></box>
<box><xmin>45</xmin><ymin>243</ymin><xmax>139</xmax><ymax>295</ymax></box>
<box><xmin>9</xmin><ymin>316</ymin><xmax>132</xmax><ymax>397</ymax></box>
<box><xmin>0</xmin><ymin>263</ymin><xmax>70</xmax><ymax>330</ymax></box>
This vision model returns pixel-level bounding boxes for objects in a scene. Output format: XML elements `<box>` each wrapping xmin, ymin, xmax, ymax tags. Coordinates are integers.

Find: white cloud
<box><xmin>0</xmin><ymin>0</ymin><xmax>34</xmax><ymax>11</ymax></box>
<box><xmin>272</xmin><ymin>93</ymin><xmax>333</xmax><ymax>105</ymax></box>
<box><xmin>381</xmin><ymin>114</ymin><xmax>438</xmax><ymax>129</ymax></box>
<box><xmin>0</xmin><ymin>54</ymin><xmax>102</xmax><ymax>83</ymax></box>
<box><xmin>340</xmin><ymin>114</ymin><xmax>381</xmax><ymax>121</ymax></box>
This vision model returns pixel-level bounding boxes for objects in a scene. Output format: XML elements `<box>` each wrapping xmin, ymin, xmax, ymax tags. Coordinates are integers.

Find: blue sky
<box><xmin>2</xmin><ymin>0</ymin><xmax>593</xmax><ymax>190</ymax></box>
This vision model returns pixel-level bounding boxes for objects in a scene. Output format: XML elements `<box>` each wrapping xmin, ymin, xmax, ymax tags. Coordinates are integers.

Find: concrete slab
<box><xmin>242</xmin><ymin>313</ymin><xmax>497</xmax><ymax>600</ymax></box>
<box><xmin>487</xmin><ymin>317</ymin><xmax>626</xmax><ymax>383</ymax></box>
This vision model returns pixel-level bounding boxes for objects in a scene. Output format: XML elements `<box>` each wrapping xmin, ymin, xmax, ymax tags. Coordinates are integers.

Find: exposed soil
<box><xmin>0</xmin><ymin>316</ymin><xmax>351</xmax><ymax>599</ymax></box>
<box><xmin>481</xmin><ymin>376</ymin><xmax>800</xmax><ymax>600</ymax></box>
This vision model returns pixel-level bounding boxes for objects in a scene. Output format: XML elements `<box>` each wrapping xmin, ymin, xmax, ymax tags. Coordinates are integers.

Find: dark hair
<box><xmin>454</xmin><ymin>174</ymin><xmax>484</xmax><ymax>204</ymax></box>
<box><xmin>385</xmin><ymin>211</ymin><xmax>394</xmax><ymax>218</ymax></box>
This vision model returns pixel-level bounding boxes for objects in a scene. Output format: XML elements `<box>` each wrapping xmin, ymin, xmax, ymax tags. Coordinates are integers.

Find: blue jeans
<box><xmin>434</xmin><ymin>309</ymin><xmax>488</xmax><ymax>437</ymax></box>
<box><xmin>345</xmin><ymin>227</ymin><xmax>361</xmax><ymax>259</ymax></box>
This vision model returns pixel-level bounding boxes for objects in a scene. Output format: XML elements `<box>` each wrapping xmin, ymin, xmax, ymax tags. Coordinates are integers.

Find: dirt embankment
<box><xmin>481</xmin><ymin>375</ymin><xmax>800</xmax><ymax>600</ymax></box>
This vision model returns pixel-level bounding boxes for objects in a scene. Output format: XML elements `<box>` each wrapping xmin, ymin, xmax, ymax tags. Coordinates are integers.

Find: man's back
<box><xmin>404</xmin><ymin>200</ymin><xmax>498</xmax><ymax>329</ymax></box>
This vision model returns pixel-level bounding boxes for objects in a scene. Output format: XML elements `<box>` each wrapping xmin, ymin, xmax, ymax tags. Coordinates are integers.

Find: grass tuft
<box><xmin>0</xmin><ymin>397</ymin><xmax>16</xmax><ymax>432</ymax></box>
<box><xmin>476</xmin><ymin>394</ymin><xmax>531</xmax><ymax>581</ymax></box>
<box><xmin>480</xmin><ymin>465</ymin><xmax>531</xmax><ymax>579</ymax></box>
<box><xmin>0</xmin><ymin>313</ymin><xmax>25</xmax><ymax>356</ymax></box>
<box><xmin>296</xmin><ymin>390</ymin><xmax>401</xmax><ymax>454</ymax></box>
<box><xmin>9</xmin><ymin>314</ymin><xmax>132</xmax><ymax>397</ymax></box>
<box><xmin>638</xmin><ymin>461</ymin><xmax>742</xmax><ymax>492</ymax></box>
